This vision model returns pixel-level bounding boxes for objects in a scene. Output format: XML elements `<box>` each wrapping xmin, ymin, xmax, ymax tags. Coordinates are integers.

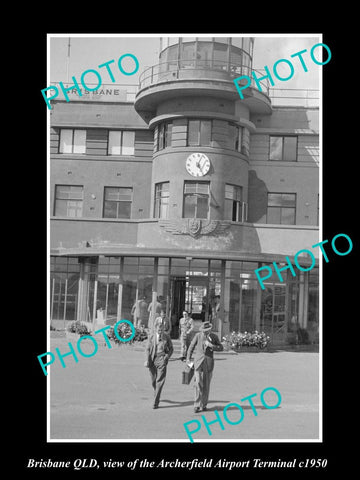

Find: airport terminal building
<box><xmin>49</xmin><ymin>37</ymin><xmax>320</xmax><ymax>345</ymax></box>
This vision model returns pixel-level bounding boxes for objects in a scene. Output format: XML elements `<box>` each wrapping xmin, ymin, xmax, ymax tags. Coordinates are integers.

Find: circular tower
<box><xmin>135</xmin><ymin>36</ymin><xmax>271</xmax><ymax>227</ymax></box>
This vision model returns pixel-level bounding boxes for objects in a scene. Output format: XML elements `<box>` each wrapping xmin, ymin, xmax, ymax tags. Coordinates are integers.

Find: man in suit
<box><xmin>144</xmin><ymin>318</ymin><xmax>173</xmax><ymax>409</ymax></box>
<box><xmin>186</xmin><ymin>321</ymin><xmax>223</xmax><ymax>413</ymax></box>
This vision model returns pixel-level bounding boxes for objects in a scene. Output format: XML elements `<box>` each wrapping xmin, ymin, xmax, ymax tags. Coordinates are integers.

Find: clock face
<box><xmin>186</xmin><ymin>153</ymin><xmax>211</xmax><ymax>177</ymax></box>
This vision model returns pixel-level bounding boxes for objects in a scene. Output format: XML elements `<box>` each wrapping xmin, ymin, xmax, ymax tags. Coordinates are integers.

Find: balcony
<box><xmin>135</xmin><ymin>60</ymin><xmax>273</xmax><ymax>115</ymax></box>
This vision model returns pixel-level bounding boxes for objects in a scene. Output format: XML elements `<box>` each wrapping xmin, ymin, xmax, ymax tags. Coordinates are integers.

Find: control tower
<box><xmin>134</xmin><ymin>37</ymin><xmax>272</xmax><ymax>224</ymax></box>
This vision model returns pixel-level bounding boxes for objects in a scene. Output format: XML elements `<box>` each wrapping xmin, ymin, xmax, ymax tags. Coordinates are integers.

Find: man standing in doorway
<box><xmin>144</xmin><ymin>318</ymin><xmax>173</xmax><ymax>409</ymax></box>
<box><xmin>186</xmin><ymin>320</ymin><xmax>223</xmax><ymax>413</ymax></box>
<box><xmin>147</xmin><ymin>296</ymin><xmax>162</xmax><ymax>330</ymax></box>
<box><xmin>131</xmin><ymin>295</ymin><xmax>148</xmax><ymax>328</ymax></box>
<box><xmin>179</xmin><ymin>311</ymin><xmax>194</xmax><ymax>361</ymax></box>
<box><xmin>152</xmin><ymin>310</ymin><xmax>172</xmax><ymax>335</ymax></box>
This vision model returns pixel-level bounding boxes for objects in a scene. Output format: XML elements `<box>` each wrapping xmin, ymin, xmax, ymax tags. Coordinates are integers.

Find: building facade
<box><xmin>50</xmin><ymin>37</ymin><xmax>320</xmax><ymax>345</ymax></box>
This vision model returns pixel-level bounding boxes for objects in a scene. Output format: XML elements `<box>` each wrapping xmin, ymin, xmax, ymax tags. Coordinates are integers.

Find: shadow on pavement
<box><xmin>160</xmin><ymin>399</ymin><xmax>231</xmax><ymax>409</ymax></box>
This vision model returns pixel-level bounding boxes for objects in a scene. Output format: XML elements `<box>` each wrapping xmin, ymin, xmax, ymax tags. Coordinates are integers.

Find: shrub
<box><xmin>223</xmin><ymin>330</ymin><xmax>270</xmax><ymax>350</ymax></box>
<box><xmin>67</xmin><ymin>321</ymin><xmax>92</xmax><ymax>337</ymax></box>
<box><xmin>106</xmin><ymin>324</ymin><xmax>148</xmax><ymax>344</ymax></box>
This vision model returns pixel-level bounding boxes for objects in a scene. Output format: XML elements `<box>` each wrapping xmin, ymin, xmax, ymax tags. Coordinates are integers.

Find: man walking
<box><xmin>144</xmin><ymin>318</ymin><xmax>173</xmax><ymax>409</ymax></box>
<box><xmin>186</xmin><ymin>321</ymin><xmax>223</xmax><ymax>413</ymax></box>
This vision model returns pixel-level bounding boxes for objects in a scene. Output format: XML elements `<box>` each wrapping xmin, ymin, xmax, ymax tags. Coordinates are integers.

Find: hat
<box><xmin>200</xmin><ymin>321</ymin><xmax>212</xmax><ymax>332</ymax></box>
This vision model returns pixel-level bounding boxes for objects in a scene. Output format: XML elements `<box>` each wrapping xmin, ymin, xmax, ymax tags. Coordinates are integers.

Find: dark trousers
<box><xmin>148</xmin><ymin>355</ymin><xmax>167</xmax><ymax>406</ymax></box>
<box><xmin>194</xmin><ymin>357</ymin><xmax>213</xmax><ymax>409</ymax></box>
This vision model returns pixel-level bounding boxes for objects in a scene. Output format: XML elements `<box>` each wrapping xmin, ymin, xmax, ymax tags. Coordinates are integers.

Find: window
<box><xmin>213</xmin><ymin>42</ymin><xmax>228</xmax><ymax>70</ymax></box>
<box><xmin>108</xmin><ymin>130</ymin><xmax>135</xmax><ymax>156</ymax></box>
<box><xmin>188</xmin><ymin>119</ymin><xmax>212</xmax><ymax>146</ymax></box>
<box><xmin>59</xmin><ymin>129</ymin><xmax>86</xmax><ymax>154</ymax></box>
<box><xmin>225</xmin><ymin>184</ymin><xmax>247</xmax><ymax>222</ymax></box>
<box><xmin>54</xmin><ymin>185</ymin><xmax>83</xmax><ymax>217</ymax></box>
<box><xmin>154</xmin><ymin>182</ymin><xmax>170</xmax><ymax>218</ymax></box>
<box><xmin>157</xmin><ymin>122</ymin><xmax>172</xmax><ymax>151</ymax></box>
<box><xmin>229</xmin><ymin>124</ymin><xmax>243</xmax><ymax>151</ymax></box>
<box><xmin>180</xmin><ymin>42</ymin><xmax>196</xmax><ymax>67</ymax></box>
<box><xmin>267</xmin><ymin>193</ymin><xmax>296</xmax><ymax>225</ymax></box>
<box><xmin>183</xmin><ymin>181</ymin><xmax>210</xmax><ymax>219</ymax></box>
<box><xmin>103</xmin><ymin>187</ymin><xmax>133</xmax><ymax>219</ymax></box>
<box><xmin>316</xmin><ymin>194</ymin><xmax>319</xmax><ymax>226</ymax></box>
<box><xmin>269</xmin><ymin>136</ymin><xmax>297</xmax><ymax>161</ymax></box>
<box><xmin>197</xmin><ymin>42</ymin><xmax>212</xmax><ymax>68</ymax></box>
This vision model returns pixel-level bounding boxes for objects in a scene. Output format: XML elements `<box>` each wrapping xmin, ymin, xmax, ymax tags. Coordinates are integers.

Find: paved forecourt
<box><xmin>49</xmin><ymin>336</ymin><xmax>320</xmax><ymax>442</ymax></box>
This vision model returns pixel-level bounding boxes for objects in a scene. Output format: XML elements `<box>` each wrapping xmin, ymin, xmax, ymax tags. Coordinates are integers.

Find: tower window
<box><xmin>187</xmin><ymin>119</ymin><xmax>212</xmax><ymax>146</ymax></box>
<box><xmin>183</xmin><ymin>181</ymin><xmax>210</xmax><ymax>219</ymax></box>
<box><xmin>154</xmin><ymin>182</ymin><xmax>170</xmax><ymax>219</ymax></box>
<box><xmin>157</xmin><ymin>122</ymin><xmax>173</xmax><ymax>151</ymax></box>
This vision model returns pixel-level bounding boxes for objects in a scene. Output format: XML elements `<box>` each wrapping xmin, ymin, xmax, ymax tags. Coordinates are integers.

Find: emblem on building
<box><xmin>159</xmin><ymin>219</ymin><xmax>231</xmax><ymax>238</ymax></box>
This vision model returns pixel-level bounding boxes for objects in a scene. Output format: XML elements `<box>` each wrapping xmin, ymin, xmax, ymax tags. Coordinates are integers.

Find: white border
<box><xmin>46</xmin><ymin>33</ymin><xmax>323</xmax><ymax>444</ymax></box>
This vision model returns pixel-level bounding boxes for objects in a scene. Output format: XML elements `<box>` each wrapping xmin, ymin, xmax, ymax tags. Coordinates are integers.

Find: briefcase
<box><xmin>182</xmin><ymin>364</ymin><xmax>194</xmax><ymax>385</ymax></box>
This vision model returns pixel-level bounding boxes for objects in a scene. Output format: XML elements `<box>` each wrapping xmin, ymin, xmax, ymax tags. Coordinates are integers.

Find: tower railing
<box><xmin>138</xmin><ymin>60</ymin><xmax>270</xmax><ymax>96</ymax></box>
<box><xmin>269</xmin><ymin>88</ymin><xmax>319</xmax><ymax>108</ymax></box>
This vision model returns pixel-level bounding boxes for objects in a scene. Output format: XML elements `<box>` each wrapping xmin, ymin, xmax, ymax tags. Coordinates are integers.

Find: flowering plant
<box><xmin>67</xmin><ymin>321</ymin><xmax>92</xmax><ymax>337</ymax></box>
<box><xmin>106</xmin><ymin>324</ymin><xmax>148</xmax><ymax>344</ymax></box>
<box><xmin>222</xmin><ymin>330</ymin><xmax>270</xmax><ymax>350</ymax></box>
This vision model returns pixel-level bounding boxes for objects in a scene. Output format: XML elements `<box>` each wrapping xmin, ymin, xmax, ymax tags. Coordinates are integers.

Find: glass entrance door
<box><xmin>170</xmin><ymin>275</ymin><xmax>211</xmax><ymax>337</ymax></box>
<box><xmin>260</xmin><ymin>284</ymin><xmax>286</xmax><ymax>343</ymax></box>
<box><xmin>187</xmin><ymin>275</ymin><xmax>208</xmax><ymax>320</ymax></box>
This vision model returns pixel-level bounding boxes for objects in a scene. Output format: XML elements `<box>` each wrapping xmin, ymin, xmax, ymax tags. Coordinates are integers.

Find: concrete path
<box><xmin>48</xmin><ymin>336</ymin><xmax>320</xmax><ymax>443</ymax></box>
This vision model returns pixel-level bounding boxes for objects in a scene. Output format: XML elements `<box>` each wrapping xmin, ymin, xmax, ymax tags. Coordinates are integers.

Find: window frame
<box><xmin>156</xmin><ymin>122</ymin><xmax>173</xmax><ymax>151</ymax></box>
<box><xmin>183</xmin><ymin>181</ymin><xmax>210</xmax><ymax>219</ymax></box>
<box><xmin>224</xmin><ymin>183</ymin><xmax>247</xmax><ymax>222</ymax></box>
<box><xmin>54</xmin><ymin>184</ymin><xmax>84</xmax><ymax>217</ymax></box>
<box><xmin>103</xmin><ymin>186</ymin><xmax>133</xmax><ymax>219</ymax></box>
<box><xmin>154</xmin><ymin>182</ymin><xmax>170</xmax><ymax>219</ymax></box>
<box><xmin>187</xmin><ymin>119</ymin><xmax>212</xmax><ymax>147</ymax></box>
<box><xmin>266</xmin><ymin>192</ymin><xmax>297</xmax><ymax>225</ymax></box>
<box><xmin>59</xmin><ymin>128</ymin><xmax>86</xmax><ymax>154</ymax></box>
<box><xmin>269</xmin><ymin>135</ymin><xmax>298</xmax><ymax>162</ymax></box>
<box><xmin>107</xmin><ymin>130</ymin><xmax>135</xmax><ymax>156</ymax></box>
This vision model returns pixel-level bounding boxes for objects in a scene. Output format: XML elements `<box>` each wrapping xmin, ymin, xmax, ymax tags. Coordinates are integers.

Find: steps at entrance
<box><xmin>134</xmin><ymin>333</ymin><xmax>222</xmax><ymax>357</ymax></box>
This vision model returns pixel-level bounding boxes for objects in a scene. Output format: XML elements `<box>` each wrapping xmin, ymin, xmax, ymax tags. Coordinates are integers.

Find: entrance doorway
<box><xmin>169</xmin><ymin>275</ymin><xmax>216</xmax><ymax>338</ymax></box>
<box><xmin>260</xmin><ymin>284</ymin><xmax>287</xmax><ymax>343</ymax></box>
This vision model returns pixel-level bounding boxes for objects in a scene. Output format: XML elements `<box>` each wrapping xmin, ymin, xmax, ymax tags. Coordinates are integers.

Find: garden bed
<box><xmin>222</xmin><ymin>331</ymin><xmax>270</xmax><ymax>353</ymax></box>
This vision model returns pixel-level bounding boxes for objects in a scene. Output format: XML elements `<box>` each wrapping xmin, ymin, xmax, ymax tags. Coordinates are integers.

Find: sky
<box><xmin>49</xmin><ymin>34</ymin><xmax>322</xmax><ymax>92</ymax></box>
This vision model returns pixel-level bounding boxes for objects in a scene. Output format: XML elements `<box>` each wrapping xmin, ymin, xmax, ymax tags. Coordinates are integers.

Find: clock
<box><xmin>186</xmin><ymin>153</ymin><xmax>211</xmax><ymax>177</ymax></box>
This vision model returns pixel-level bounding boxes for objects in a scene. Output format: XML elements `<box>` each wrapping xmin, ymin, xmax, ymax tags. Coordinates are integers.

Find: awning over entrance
<box><xmin>50</xmin><ymin>244</ymin><xmax>318</xmax><ymax>267</ymax></box>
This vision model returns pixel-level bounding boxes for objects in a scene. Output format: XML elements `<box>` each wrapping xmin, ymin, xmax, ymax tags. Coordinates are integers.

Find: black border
<box><xmin>20</xmin><ymin>21</ymin><xmax>352</xmax><ymax>476</ymax></box>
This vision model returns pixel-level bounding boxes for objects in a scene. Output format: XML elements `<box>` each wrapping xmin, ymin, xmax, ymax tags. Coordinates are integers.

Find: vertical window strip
<box><xmin>154</xmin><ymin>182</ymin><xmax>170</xmax><ymax>218</ymax></box>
